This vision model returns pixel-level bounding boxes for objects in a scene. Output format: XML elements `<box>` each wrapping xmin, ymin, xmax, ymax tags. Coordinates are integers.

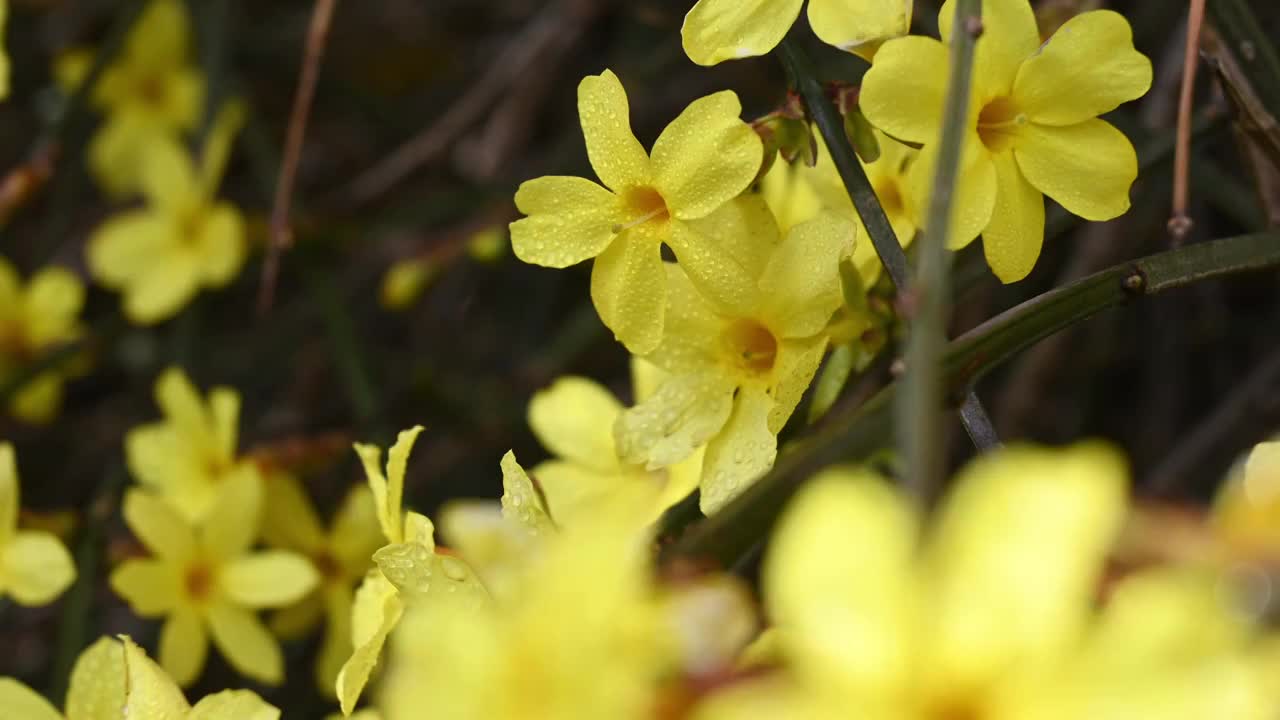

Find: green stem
<box><xmin>900</xmin><ymin>0</ymin><xmax>983</xmax><ymax>501</ymax></box>
<box><xmin>662</xmin><ymin>230</ymin><xmax>1280</xmax><ymax>568</ymax></box>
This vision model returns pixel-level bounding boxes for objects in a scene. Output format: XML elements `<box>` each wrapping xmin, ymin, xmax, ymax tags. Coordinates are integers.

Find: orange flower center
<box><xmin>875</xmin><ymin>178</ymin><xmax>905</xmax><ymax>217</ymax></box>
<box><xmin>313</xmin><ymin>549</ymin><xmax>343</xmax><ymax>582</ymax></box>
<box><xmin>976</xmin><ymin>96</ymin><xmax>1025</xmax><ymax>153</ymax></box>
<box><xmin>614</xmin><ymin>186</ymin><xmax>670</xmax><ymax>234</ymax></box>
<box><xmin>722</xmin><ymin>320</ymin><xmax>778</xmax><ymax>375</ymax></box>
<box><xmin>184</xmin><ymin>563</ymin><xmax>215</xmax><ymax>602</ymax></box>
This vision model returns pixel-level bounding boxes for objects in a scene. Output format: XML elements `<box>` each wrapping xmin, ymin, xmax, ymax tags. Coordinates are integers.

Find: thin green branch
<box><xmin>663</xmin><ymin>230</ymin><xmax>1280</xmax><ymax>568</ymax></box>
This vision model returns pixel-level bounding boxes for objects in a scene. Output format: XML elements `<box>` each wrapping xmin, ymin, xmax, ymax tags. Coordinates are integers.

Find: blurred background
<box><xmin>0</xmin><ymin>0</ymin><xmax>1278</xmax><ymax>710</ymax></box>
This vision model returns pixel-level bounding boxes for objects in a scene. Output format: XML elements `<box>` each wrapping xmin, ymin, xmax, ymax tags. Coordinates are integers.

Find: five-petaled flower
<box><xmin>510</xmin><ymin>69</ymin><xmax>763</xmax><ymax>354</ymax></box>
<box><xmin>860</xmin><ymin>0</ymin><xmax>1152</xmax><ymax>282</ymax></box>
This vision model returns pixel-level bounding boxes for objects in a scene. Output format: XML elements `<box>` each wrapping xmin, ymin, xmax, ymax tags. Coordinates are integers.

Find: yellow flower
<box><xmin>56</xmin><ymin>0</ymin><xmax>204</xmax><ymax>196</ymax></box>
<box><xmin>1210</xmin><ymin>440</ymin><xmax>1280</xmax><ymax>558</ymax></box>
<box><xmin>524</xmin><ymin>359</ymin><xmax>702</xmax><ymax>526</ymax></box>
<box><xmin>86</xmin><ymin>104</ymin><xmax>246</xmax><ymax>325</ymax></box>
<box><xmin>262</xmin><ymin>473</ymin><xmax>383</xmax><ymax>697</ymax></box>
<box><xmin>860</xmin><ymin>0</ymin><xmax>1152</xmax><ymax>282</ymax></box>
<box><xmin>0</xmin><ymin>258</ymin><xmax>86</xmax><ymax>424</ymax></box>
<box><xmin>109</xmin><ymin>473</ymin><xmax>319</xmax><ymax>686</ymax></box>
<box><xmin>124</xmin><ymin>367</ymin><xmax>262</xmax><ymax>523</ymax></box>
<box><xmin>0</xmin><ymin>443</ymin><xmax>76</xmax><ymax>606</ymax></box>
<box><xmin>681</xmin><ymin>0</ymin><xmax>912</xmax><ymax>66</ymax></box>
<box><xmin>695</xmin><ymin>444</ymin><xmax>1275</xmax><ymax>720</ymax></box>
<box><xmin>614</xmin><ymin>209</ymin><xmax>855</xmax><ymax>514</ymax></box>
<box><xmin>510</xmin><ymin>69</ymin><xmax>763</xmax><ymax>354</ymax></box>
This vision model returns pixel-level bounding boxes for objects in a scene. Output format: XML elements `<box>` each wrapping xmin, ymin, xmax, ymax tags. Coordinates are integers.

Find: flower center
<box><xmin>613</xmin><ymin>186</ymin><xmax>670</xmax><ymax>234</ymax></box>
<box><xmin>875</xmin><ymin>178</ymin><xmax>905</xmax><ymax>217</ymax></box>
<box><xmin>136</xmin><ymin>74</ymin><xmax>168</xmax><ymax>107</ymax></box>
<box><xmin>722</xmin><ymin>320</ymin><xmax>778</xmax><ymax>375</ymax></box>
<box><xmin>312</xmin><ymin>549</ymin><xmax>343</xmax><ymax>583</ymax></box>
<box><xmin>184</xmin><ymin>562</ymin><xmax>215</xmax><ymax>602</ymax></box>
<box><xmin>976</xmin><ymin>96</ymin><xmax>1026</xmax><ymax>152</ymax></box>
<box><xmin>0</xmin><ymin>320</ymin><xmax>31</xmax><ymax>360</ymax></box>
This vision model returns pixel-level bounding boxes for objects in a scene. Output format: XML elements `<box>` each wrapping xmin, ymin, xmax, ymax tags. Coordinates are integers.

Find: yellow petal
<box><xmin>758</xmin><ymin>211</ymin><xmax>855</xmax><ymax>338</ymax></box>
<box><xmin>589</xmin><ymin>231</ymin><xmax>666</xmax><ymax>354</ymax></box>
<box><xmin>908</xmin><ymin>138</ymin><xmax>997</xmax><ymax>249</ymax></box>
<box><xmin>808</xmin><ymin>0</ymin><xmax>912</xmax><ymax>57</ymax></box>
<box><xmin>0</xmin><ymin>444</ymin><xmax>15</xmax><ymax>545</ymax></box>
<box><xmin>121</xmin><ymin>253</ymin><xmax>202</xmax><ymax>325</ymax></box>
<box><xmin>982</xmin><ymin>150</ymin><xmax>1045</xmax><ymax>283</ymax></box>
<box><xmin>651</xmin><ymin>90</ymin><xmax>761</xmax><ymax>219</ymax></box>
<box><xmin>194</xmin><ymin>204</ymin><xmax>247</xmax><ymax>287</ymax></box>
<box><xmin>86</xmin><ymin>211</ymin><xmax>174</xmax><ymax>287</ymax></box>
<box><xmin>764</xmin><ymin>467</ymin><xmax>916</xmax><ymax>700</ymax></box>
<box><xmin>139</xmin><ymin>136</ymin><xmax>200</xmax><ymax>211</ymax></box>
<box><xmin>578</xmin><ymin>70</ymin><xmax>651</xmax><ymax>192</ymax></box>
<box><xmin>767</xmin><ymin>336</ymin><xmax>829</xmax><ymax>433</ymax></box>
<box><xmin>109</xmin><ymin>559</ymin><xmax>181</xmax><ymax>616</ymax></box>
<box><xmin>207</xmin><ymin>603</ymin><xmax>284</xmax><ymax>685</ymax></box>
<box><xmin>528</xmin><ymin>376</ymin><xmax>622</xmax><ymax>473</ymax></box>
<box><xmin>128</xmin><ymin>0</ymin><xmax>191</xmax><ymax>65</ymax></box>
<box><xmin>9</xmin><ymin>374</ymin><xmax>66</xmax><ymax>426</ymax></box>
<box><xmin>65</xmin><ymin>636</ymin><xmax>126</xmax><ymax>720</ymax></box>
<box><xmin>158</xmin><ymin>606</ymin><xmax>208</xmax><ymax>687</ymax></box>
<box><xmin>260</xmin><ymin>473</ymin><xmax>326</xmax><ymax>552</ymax></box>
<box><xmin>268</xmin><ymin>590</ymin><xmax>323</xmax><ymax>639</ymax></box>
<box><xmin>681</xmin><ymin>0</ymin><xmax>805</xmax><ymax>66</ymax></box>
<box><xmin>688</xmin><ymin>676</ymin><xmax>814</xmax><ymax>720</ymax></box>
<box><xmin>21</xmin><ymin>266</ymin><xmax>85</xmax><ymax>347</ymax></box>
<box><xmin>500</xmin><ymin>451</ymin><xmax>556</xmax><ymax>533</ymax></box>
<box><xmin>336</xmin><ymin>577</ymin><xmax>403</xmax><ymax>714</ymax></box>
<box><xmin>667</xmin><ymin>218</ymin><xmax>762</xmax><ymax>317</ymax></box>
<box><xmin>699</xmin><ymin>387</ymin><xmax>776</xmax><ymax>514</ymax></box>
<box><xmin>511</xmin><ymin>176</ymin><xmax>622</xmax><ymax>268</ymax></box>
<box><xmin>939</xmin><ymin>0</ymin><xmax>1039</xmax><ymax>100</ymax></box>
<box><xmin>1013</xmin><ymin>10</ymin><xmax>1152</xmax><ymax>127</ymax></box>
<box><xmin>527</xmin><ymin>460</ymin><xmax>619</xmax><ymax>528</ymax></box>
<box><xmin>219</xmin><ymin>551</ymin><xmax>319</xmax><ymax>609</ymax></box>
<box><xmin>315</xmin><ymin>586</ymin><xmax>353</xmax><ymax>699</ymax></box>
<box><xmin>1</xmin><ymin>531</ymin><xmax>76</xmax><ymax>606</ymax></box>
<box><xmin>329</xmin><ymin>485</ymin><xmax>383</xmax><ymax>578</ymax></box>
<box><xmin>860</xmin><ymin>35</ymin><xmax>949</xmax><ymax>145</ymax></box>
<box><xmin>0</xmin><ymin>678</ymin><xmax>62</xmax><ymax>720</ymax></box>
<box><xmin>123</xmin><ymin>490</ymin><xmax>196</xmax><ymax>561</ymax></box>
<box><xmin>683</xmin><ymin>193</ymin><xmax>782</xmax><ymax>283</ymax></box>
<box><xmin>615</xmin><ymin>371</ymin><xmax>735</xmax><ymax>470</ymax></box>
<box><xmin>199</xmin><ymin>100</ymin><xmax>247</xmax><ymax>195</ymax></box>
<box><xmin>1014</xmin><ymin>119</ymin><xmax>1138</xmax><ymax>221</ymax></box>
<box><xmin>187</xmin><ymin>690</ymin><xmax>280</xmax><ymax>720</ymax></box>
<box><xmin>645</xmin><ymin>258</ymin><xmax>732</xmax><ymax>375</ymax></box>
<box><xmin>383</xmin><ymin>425</ymin><xmax>424</xmax><ymax>541</ymax></box>
<box><xmin>1212</xmin><ymin>441</ymin><xmax>1280</xmax><ymax>553</ymax></box>
<box><xmin>121</xmin><ymin>634</ymin><xmax>192</xmax><ymax>716</ymax></box>
<box><xmin>925</xmin><ymin>443</ymin><xmax>1127</xmax><ymax>689</ymax></box>
<box><xmin>200</xmin><ymin>470</ymin><xmax>263</xmax><ymax>560</ymax></box>
<box><xmin>87</xmin><ymin>114</ymin><xmax>156</xmax><ymax>197</ymax></box>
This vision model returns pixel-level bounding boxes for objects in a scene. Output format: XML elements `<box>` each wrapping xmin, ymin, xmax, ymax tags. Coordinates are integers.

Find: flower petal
<box><xmin>511</xmin><ymin>176</ymin><xmax>622</xmax><ymax>268</ymax></box>
<box><xmin>645</xmin><ymin>263</ymin><xmax>726</xmax><ymax>375</ymax></box>
<box><xmin>615</xmin><ymin>371</ymin><xmax>735</xmax><ymax>470</ymax></box>
<box><xmin>939</xmin><ymin>0</ymin><xmax>1040</xmax><ymax>100</ymax></box>
<box><xmin>758</xmin><ymin>211</ymin><xmax>856</xmax><ymax>338</ymax></box>
<box><xmin>121</xmin><ymin>253</ymin><xmax>202</xmax><ymax>325</ymax></box>
<box><xmin>765</xmin><ymin>468</ymin><xmax>916</xmax><ymax>698</ymax></box>
<box><xmin>681</xmin><ymin>192</ymin><xmax>781</xmax><ymax>285</ymax></box>
<box><xmin>860</xmin><ymin>35</ymin><xmax>949</xmax><ymax>144</ymax></box>
<box><xmin>139</xmin><ymin>136</ymin><xmax>200</xmax><ymax>212</ymax></box>
<box><xmin>0</xmin><ymin>679</ymin><xmax>62</xmax><ymax>720</ymax></box>
<box><xmin>200</xmin><ymin>470</ymin><xmax>263</xmax><ymax>560</ymax></box>
<box><xmin>329</xmin><ymin>485</ymin><xmax>384</xmax><ymax>578</ymax></box>
<box><xmin>86</xmin><ymin>211</ymin><xmax>174</xmax><ymax>287</ymax></box>
<box><xmin>500</xmin><ymin>451</ymin><xmax>556</xmax><ymax>533</ymax></box>
<box><xmin>809</xmin><ymin>0</ymin><xmax>912</xmax><ymax>58</ymax></box>
<box><xmin>681</xmin><ymin>0</ymin><xmax>805</xmax><ymax>66</ymax></box>
<box><xmin>220</xmin><ymin>551</ymin><xmax>319</xmax><ymax>609</ymax></box>
<box><xmin>159</xmin><ymin>605</ymin><xmax>208</xmax><ymax>687</ymax></box>
<box><xmin>651</xmin><ymin>91</ymin><xmax>762</xmax><ymax>219</ymax></box>
<box><xmin>982</xmin><ymin>151</ymin><xmax>1045</xmax><ymax>283</ymax></box>
<box><xmin>337</xmin><ymin>576</ymin><xmax>403</xmax><ymax>714</ymax></box>
<box><xmin>207</xmin><ymin>603</ymin><xmax>284</xmax><ymax>685</ymax></box>
<box><xmin>768</xmin><ymin>336</ymin><xmax>830</xmax><ymax>433</ymax></box>
<box><xmin>1013</xmin><ymin>10</ymin><xmax>1152</xmax><ymax>126</ymax></box>
<box><xmin>0</xmin><ymin>444</ymin><xmax>15</xmax><ymax>546</ymax></box>
<box><xmin>188</xmin><ymin>690</ymin><xmax>280</xmax><ymax>720</ymax></box>
<box><xmin>123</xmin><ymin>634</ymin><xmax>192</xmax><ymax>713</ymax></box>
<box><xmin>528</xmin><ymin>376</ymin><xmax>623</xmax><ymax>473</ymax></box>
<box><xmin>528</xmin><ymin>460</ymin><xmax>620</xmax><ymax>528</ymax></box>
<box><xmin>908</xmin><ymin>138</ymin><xmax>997</xmax><ymax>249</ymax></box>
<box><xmin>925</xmin><ymin>443</ymin><xmax>1128</xmax><ymax>689</ymax></box>
<box><xmin>194</xmin><ymin>204</ymin><xmax>247</xmax><ymax>287</ymax></box>
<box><xmin>316</xmin><ymin>586</ymin><xmax>353</xmax><ymax>699</ymax></box>
<box><xmin>1015</xmin><ymin>119</ymin><xmax>1138</xmax><ymax>221</ymax></box>
<box><xmin>578</xmin><ymin>70</ymin><xmax>651</xmax><ymax>192</ymax></box>
<box><xmin>21</xmin><ymin>266</ymin><xmax>84</xmax><ymax>347</ymax></box>
<box><xmin>1</xmin><ymin>531</ymin><xmax>76</xmax><ymax>606</ymax></box>
<box><xmin>589</xmin><ymin>231</ymin><xmax>666</xmax><ymax>354</ymax></box>
<box><xmin>667</xmin><ymin>218</ymin><xmax>762</xmax><ymax>317</ymax></box>
<box><xmin>109</xmin><ymin>559</ymin><xmax>181</xmax><ymax>616</ymax></box>
<box><xmin>700</xmin><ymin>387</ymin><xmax>777</xmax><ymax>514</ymax></box>
<box><xmin>269</xmin><ymin>590</ymin><xmax>323</xmax><ymax>639</ymax></box>
<box><xmin>65</xmin><ymin>636</ymin><xmax>127</xmax><ymax>720</ymax></box>
<box><xmin>260</xmin><ymin>473</ymin><xmax>325</xmax><ymax>553</ymax></box>
<box><xmin>123</xmin><ymin>489</ymin><xmax>196</xmax><ymax>561</ymax></box>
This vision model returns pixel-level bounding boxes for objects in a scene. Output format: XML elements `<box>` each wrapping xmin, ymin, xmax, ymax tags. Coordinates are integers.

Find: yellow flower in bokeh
<box><xmin>0</xmin><ymin>636</ymin><xmax>124</xmax><ymax>720</ymax></box>
<box><xmin>510</xmin><ymin>69</ymin><xmax>763</xmax><ymax>354</ymax></box>
<box><xmin>262</xmin><ymin>473</ymin><xmax>383</xmax><ymax>697</ymax></box>
<box><xmin>695</xmin><ymin>444</ymin><xmax>1275</xmax><ymax>720</ymax></box>
<box><xmin>56</xmin><ymin>0</ymin><xmax>204</xmax><ymax>196</ymax></box>
<box><xmin>1211</xmin><ymin>440</ymin><xmax>1280</xmax><ymax>558</ymax></box>
<box><xmin>0</xmin><ymin>443</ymin><xmax>76</xmax><ymax>606</ymax></box>
<box><xmin>125</xmin><ymin>367</ymin><xmax>261</xmax><ymax>523</ymax></box>
<box><xmin>615</xmin><ymin>209</ymin><xmax>855</xmax><ymax>514</ymax></box>
<box><xmin>681</xmin><ymin>0</ymin><xmax>911</xmax><ymax>66</ymax></box>
<box><xmin>525</xmin><ymin>359</ymin><xmax>702</xmax><ymax>526</ymax></box>
<box><xmin>860</xmin><ymin>0</ymin><xmax>1152</xmax><ymax>281</ymax></box>
<box><xmin>0</xmin><ymin>258</ymin><xmax>86</xmax><ymax>424</ymax></box>
<box><xmin>110</xmin><ymin>473</ymin><xmax>318</xmax><ymax>686</ymax></box>
<box><xmin>87</xmin><ymin>104</ymin><xmax>246</xmax><ymax>325</ymax></box>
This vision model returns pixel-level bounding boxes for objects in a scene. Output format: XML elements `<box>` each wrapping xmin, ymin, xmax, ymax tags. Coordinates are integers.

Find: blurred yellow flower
<box><xmin>56</xmin><ymin>0</ymin><xmax>204</xmax><ymax>196</ymax></box>
<box><xmin>110</xmin><ymin>473</ymin><xmax>318</xmax><ymax>686</ymax></box>
<box><xmin>119</xmin><ymin>635</ymin><xmax>280</xmax><ymax>719</ymax></box>
<box><xmin>615</xmin><ymin>210</ymin><xmax>855</xmax><ymax>513</ymax></box>
<box><xmin>860</xmin><ymin>0</ymin><xmax>1152</xmax><ymax>281</ymax></box>
<box><xmin>262</xmin><ymin>473</ymin><xmax>383</xmax><ymax>697</ymax></box>
<box><xmin>87</xmin><ymin>104</ymin><xmax>246</xmax><ymax>325</ymax></box>
<box><xmin>682</xmin><ymin>0</ymin><xmax>911</xmax><ymax>66</ymax></box>
<box><xmin>696</xmin><ymin>444</ymin><xmax>1275</xmax><ymax>720</ymax></box>
<box><xmin>0</xmin><ymin>636</ymin><xmax>124</xmax><ymax>720</ymax></box>
<box><xmin>1211</xmin><ymin>440</ymin><xmax>1280</xmax><ymax>558</ymax></box>
<box><xmin>0</xmin><ymin>443</ymin><xmax>76</xmax><ymax>606</ymax></box>
<box><xmin>0</xmin><ymin>258</ymin><xmax>86</xmax><ymax>424</ymax></box>
<box><xmin>379</xmin><ymin>258</ymin><xmax>438</xmax><ymax>311</ymax></box>
<box><xmin>510</xmin><ymin>69</ymin><xmax>762</xmax><ymax>354</ymax></box>
<box><xmin>125</xmin><ymin>367</ymin><xmax>262</xmax><ymax>523</ymax></box>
